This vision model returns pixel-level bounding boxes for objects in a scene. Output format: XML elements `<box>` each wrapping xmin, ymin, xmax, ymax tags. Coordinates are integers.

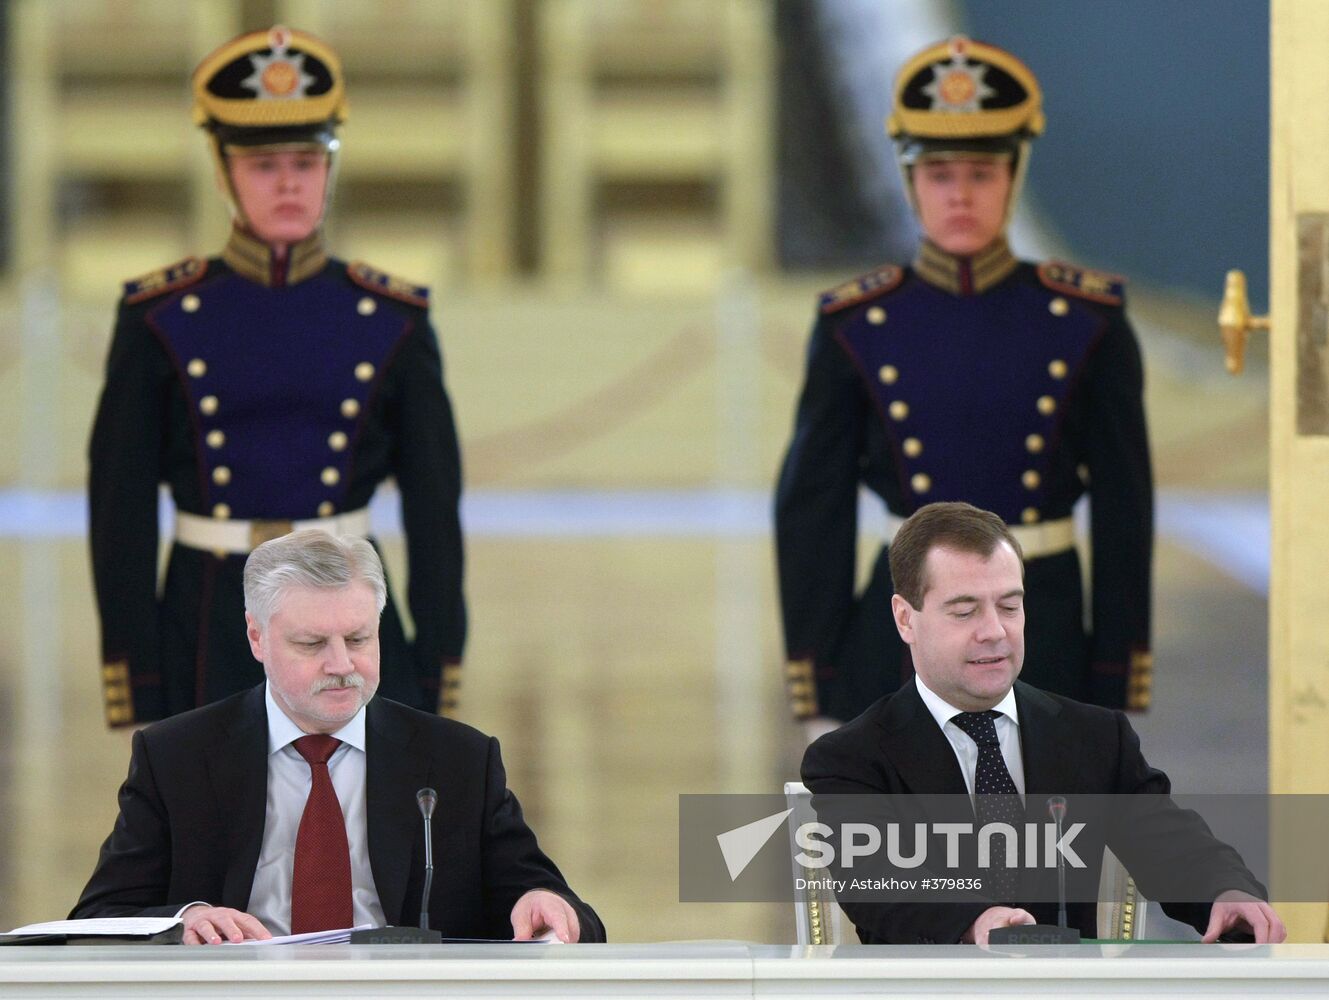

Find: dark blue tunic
<box><xmin>775</xmin><ymin>252</ymin><xmax>1153</xmax><ymax>720</ymax></box>
<box><xmin>90</xmin><ymin>251</ymin><xmax>466</xmax><ymax>724</ymax></box>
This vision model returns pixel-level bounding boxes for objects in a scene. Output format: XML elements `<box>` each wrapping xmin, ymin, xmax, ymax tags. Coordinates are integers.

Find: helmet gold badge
<box><xmin>192</xmin><ymin>24</ymin><xmax>347</xmax><ymax>141</ymax></box>
<box><xmin>889</xmin><ymin>36</ymin><xmax>1044</xmax><ymax>146</ymax></box>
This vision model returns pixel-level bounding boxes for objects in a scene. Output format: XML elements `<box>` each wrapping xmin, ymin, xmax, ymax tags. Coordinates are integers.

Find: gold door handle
<box><xmin>1217</xmin><ymin>269</ymin><xmax>1269</xmax><ymax>375</ymax></box>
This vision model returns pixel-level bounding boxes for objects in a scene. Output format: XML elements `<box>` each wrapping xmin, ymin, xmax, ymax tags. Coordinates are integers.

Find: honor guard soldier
<box><xmin>776</xmin><ymin>37</ymin><xmax>1153</xmax><ymax>736</ymax></box>
<box><xmin>89</xmin><ymin>26</ymin><xmax>466</xmax><ymax>726</ymax></box>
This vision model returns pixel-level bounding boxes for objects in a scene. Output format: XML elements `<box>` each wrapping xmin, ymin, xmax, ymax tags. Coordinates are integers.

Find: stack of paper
<box><xmin>228</xmin><ymin>926</ymin><xmax>368</xmax><ymax>946</ymax></box>
<box><xmin>1</xmin><ymin>917</ymin><xmax>183</xmax><ymax>944</ymax></box>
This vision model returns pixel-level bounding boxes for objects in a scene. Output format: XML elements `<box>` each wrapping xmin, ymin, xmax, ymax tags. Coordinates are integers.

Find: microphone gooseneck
<box><xmin>417</xmin><ymin>787</ymin><xmax>437</xmax><ymax>931</ymax></box>
<box><xmin>1046</xmin><ymin>796</ymin><xmax>1069</xmax><ymax>929</ymax></box>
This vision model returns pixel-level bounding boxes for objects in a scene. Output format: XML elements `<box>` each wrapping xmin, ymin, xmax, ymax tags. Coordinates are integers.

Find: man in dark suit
<box><xmin>72</xmin><ymin>530</ymin><xmax>603</xmax><ymax>945</ymax></box>
<box><xmin>802</xmin><ymin>501</ymin><xmax>1283</xmax><ymax>946</ymax></box>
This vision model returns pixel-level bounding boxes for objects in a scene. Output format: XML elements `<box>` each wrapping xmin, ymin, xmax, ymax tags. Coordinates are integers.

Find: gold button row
<box><xmin>194</xmin><ymin>367</ymin><xmax>373</xmax><ymax>422</ymax></box>
<box><xmin>910</xmin><ymin>469</ymin><xmax>1039</xmax><ymax>496</ymax></box>
<box><xmin>212</xmin><ymin>464</ymin><xmax>339</xmax><ymax>490</ymax></box>
<box><xmin>213</xmin><ymin>500</ymin><xmax>336</xmax><ymax>520</ymax></box>
<box><xmin>883</xmin><ymin>377</ymin><xmax>1064</xmax><ymax>425</ymax></box>
<box><xmin>195</xmin><ymin>352</ymin><xmax>368</xmax><ymax>515</ymax></box>
<box><xmin>908</xmin><ymin>462</ymin><xmax>1041</xmax><ymax>496</ymax></box>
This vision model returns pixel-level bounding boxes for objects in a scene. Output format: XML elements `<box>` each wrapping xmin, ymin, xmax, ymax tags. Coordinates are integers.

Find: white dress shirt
<box><xmin>914</xmin><ymin>675</ymin><xmax>1025</xmax><ymax>800</ymax></box>
<box><xmin>246</xmin><ymin>683</ymin><xmax>386</xmax><ymax>935</ymax></box>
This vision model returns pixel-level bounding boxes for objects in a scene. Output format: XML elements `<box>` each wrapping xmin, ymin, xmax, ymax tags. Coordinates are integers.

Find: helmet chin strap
<box><xmin>208</xmin><ymin>133</ymin><xmax>248</xmax><ymax>230</ymax></box>
<box><xmin>1002</xmin><ymin>139</ymin><xmax>1032</xmax><ymax>231</ymax></box>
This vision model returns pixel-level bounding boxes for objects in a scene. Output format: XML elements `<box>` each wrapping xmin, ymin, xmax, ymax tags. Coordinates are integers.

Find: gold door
<box><xmin>1267</xmin><ymin>0</ymin><xmax>1329</xmax><ymax>942</ymax></box>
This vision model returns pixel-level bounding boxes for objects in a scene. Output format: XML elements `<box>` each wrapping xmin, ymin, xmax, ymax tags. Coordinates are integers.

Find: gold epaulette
<box><xmin>1037</xmin><ymin>261</ymin><xmax>1125</xmax><ymax>306</ymax></box>
<box><xmin>347</xmin><ymin>261</ymin><xmax>430</xmax><ymax>308</ymax></box>
<box><xmin>1126</xmin><ymin>650</ymin><xmax>1152</xmax><ymax>711</ymax></box>
<box><xmin>818</xmin><ymin>264</ymin><xmax>904</xmax><ymax>315</ymax></box>
<box><xmin>102</xmin><ymin>659</ymin><xmax>135</xmax><ymax>727</ymax></box>
<box><xmin>122</xmin><ymin>257</ymin><xmax>207</xmax><ymax>305</ymax></box>
<box><xmin>785</xmin><ymin>658</ymin><xmax>819</xmax><ymax>719</ymax></box>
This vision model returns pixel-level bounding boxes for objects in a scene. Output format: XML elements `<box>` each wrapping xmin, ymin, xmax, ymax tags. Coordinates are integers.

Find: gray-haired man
<box><xmin>74</xmin><ymin>530</ymin><xmax>603</xmax><ymax>944</ymax></box>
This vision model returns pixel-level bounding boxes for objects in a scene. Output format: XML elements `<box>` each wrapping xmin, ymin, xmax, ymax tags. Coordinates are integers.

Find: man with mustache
<box><xmin>72</xmin><ymin>530</ymin><xmax>602</xmax><ymax>944</ymax></box>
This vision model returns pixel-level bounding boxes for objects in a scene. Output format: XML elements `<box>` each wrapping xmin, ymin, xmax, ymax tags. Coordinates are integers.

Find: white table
<box><xmin>2</xmin><ymin>942</ymin><xmax>1327</xmax><ymax>998</ymax></box>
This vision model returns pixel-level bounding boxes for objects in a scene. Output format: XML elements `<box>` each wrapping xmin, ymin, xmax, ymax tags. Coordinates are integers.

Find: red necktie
<box><xmin>290</xmin><ymin>734</ymin><xmax>353</xmax><ymax>934</ymax></box>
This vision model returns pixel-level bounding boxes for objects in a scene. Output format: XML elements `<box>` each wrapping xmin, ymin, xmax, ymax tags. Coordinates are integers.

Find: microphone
<box><xmin>349</xmin><ymin>787</ymin><xmax>443</xmax><ymax>944</ymax></box>
<box><xmin>986</xmin><ymin>796</ymin><xmax>1080</xmax><ymax>946</ymax></box>
<box><xmin>1046</xmin><ymin>796</ymin><xmax>1069</xmax><ymax>931</ymax></box>
<box><xmin>417</xmin><ymin>787</ymin><xmax>437</xmax><ymax>932</ymax></box>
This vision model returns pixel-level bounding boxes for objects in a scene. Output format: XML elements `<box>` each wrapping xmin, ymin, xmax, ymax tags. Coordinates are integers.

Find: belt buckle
<box><xmin>249</xmin><ymin>519</ymin><xmax>294</xmax><ymax>549</ymax></box>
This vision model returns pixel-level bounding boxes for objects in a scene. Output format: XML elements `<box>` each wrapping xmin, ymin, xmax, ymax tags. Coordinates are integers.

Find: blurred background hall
<box><xmin>0</xmin><ymin>0</ymin><xmax>1270</xmax><ymax>941</ymax></box>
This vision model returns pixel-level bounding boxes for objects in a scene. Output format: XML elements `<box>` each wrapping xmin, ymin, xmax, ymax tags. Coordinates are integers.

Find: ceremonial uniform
<box><xmin>776</xmin><ymin>240</ymin><xmax>1152</xmax><ymax>721</ymax></box>
<box><xmin>90</xmin><ymin>231</ymin><xmax>465</xmax><ymax>725</ymax></box>
<box><xmin>775</xmin><ymin>37</ymin><xmax>1153</xmax><ymax>724</ymax></box>
<box><xmin>88</xmin><ymin>27</ymin><xmax>465</xmax><ymax>726</ymax></box>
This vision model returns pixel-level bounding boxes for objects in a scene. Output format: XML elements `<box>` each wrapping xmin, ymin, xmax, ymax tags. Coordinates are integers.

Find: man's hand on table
<box><xmin>181</xmin><ymin>905</ymin><xmax>272</xmax><ymax>945</ymax></box>
<box><xmin>964</xmin><ymin>906</ymin><xmax>1036</xmax><ymax>946</ymax></box>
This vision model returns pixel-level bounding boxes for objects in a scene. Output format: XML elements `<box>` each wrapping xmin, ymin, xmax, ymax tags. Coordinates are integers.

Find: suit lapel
<box><xmin>365</xmin><ymin>699</ymin><xmax>432</xmax><ymax>925</ymax></box>
<box><xmin>212</xmin><ymin>685</ymin><xmax>270</xmax><ymax>911</ymax></box>
<box><xmin>1012</xmin><ymin>682</ymin><xmax>1078</xmax><ymax>903</ymax></box>
<box><xmin>876</xmin><ymin>681</ymin><xmax>971</xmax><ymax>796</ymax></box>
<box><xmin>1013</xmin><ymin>681</ymin><xmax>1073</xmax><ymax>795</ymax></box>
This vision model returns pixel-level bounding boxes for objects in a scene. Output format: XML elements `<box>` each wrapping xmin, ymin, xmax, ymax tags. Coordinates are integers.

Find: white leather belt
<box><xmin>884</xmin><ymin>514</ymin><xmax>1076</xmax><ymax>559</ymax></box>
<box><xmin>174</xmin><ymin>508</ymin><xmax>372</xmax><ymax>555</ymax></box>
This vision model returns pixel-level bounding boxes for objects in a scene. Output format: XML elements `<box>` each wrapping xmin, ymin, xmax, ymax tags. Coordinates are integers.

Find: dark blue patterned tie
<box><xmin>951</xmin><ymin>710</ymin><xmax>1022</xmax><ymax>902</ymax></box>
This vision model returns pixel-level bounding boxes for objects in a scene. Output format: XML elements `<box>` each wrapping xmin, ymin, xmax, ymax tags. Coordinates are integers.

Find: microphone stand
<box><xmin>419</xmin><ymin>787</ymin><xmax>436</xmax><ymax>931</ymax></box>
<box><xmin>349</xmin><ymin>787</ymin><xmax>443</xmax><ymax>944</ymax></box>
<box><xmin>986</xmin><ymin>796</ymin><xmax>1081</xmax><ymax>946</ymax></box>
